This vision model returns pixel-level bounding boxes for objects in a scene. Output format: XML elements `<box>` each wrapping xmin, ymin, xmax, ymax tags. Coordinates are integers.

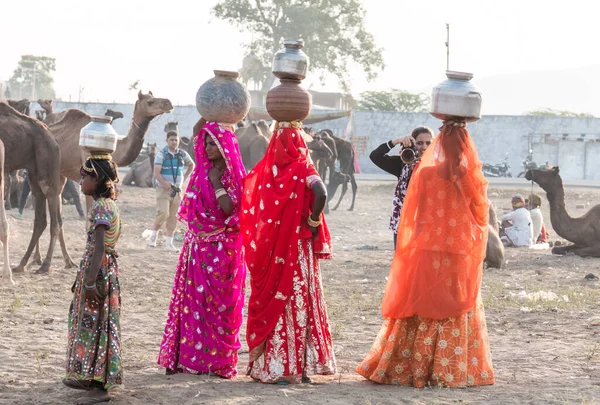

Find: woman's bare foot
<box><xmin>74</xmin><ymin>387</ymin><xmax>110</xmax><ymax>405</ymax></box>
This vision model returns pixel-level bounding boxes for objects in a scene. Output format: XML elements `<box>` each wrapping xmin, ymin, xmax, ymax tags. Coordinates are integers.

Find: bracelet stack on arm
<box><xmin>307</xmin><ymin>214</ymin><xmax>322</xmax><ymax>228</ymax></box>
<box><xmin>215</xmin><ymin>188</ymin><xmax>228</xmax><ymax>199</ymax></box>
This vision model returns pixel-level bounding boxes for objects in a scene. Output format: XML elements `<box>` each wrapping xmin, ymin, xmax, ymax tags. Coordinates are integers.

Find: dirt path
<box><xmin>1</xmin><ymin>182</ymin><xmax>600</xmax><ymax>404</ymax></box>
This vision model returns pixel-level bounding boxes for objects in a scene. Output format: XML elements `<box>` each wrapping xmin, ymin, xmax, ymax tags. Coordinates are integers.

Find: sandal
<box><xmin>62</xmin><ymin>378</ymin><xmax>91</xmax><ymax>391</ymax></box>
<box><xmin>302</xmin><ymin>376</ymin><xmax>312</xmax><ymax>384</ymax></box>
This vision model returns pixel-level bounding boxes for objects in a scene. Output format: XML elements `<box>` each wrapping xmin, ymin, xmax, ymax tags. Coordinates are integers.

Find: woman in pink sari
<box><xmin>158</xmin><ymin>120</ymin><xmax>246</xmax><ymax>379</ymax></box>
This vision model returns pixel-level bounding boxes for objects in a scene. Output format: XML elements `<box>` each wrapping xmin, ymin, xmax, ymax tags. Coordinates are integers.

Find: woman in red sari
<box><xmin>357</xmin><ymin>120</ymin><xmax>495</xmax><ymax>388</ymax></box>
<box><xmin>241</xmin><ymin>121</ymin><xmax>336</xmax><ymax>384</ymax></box>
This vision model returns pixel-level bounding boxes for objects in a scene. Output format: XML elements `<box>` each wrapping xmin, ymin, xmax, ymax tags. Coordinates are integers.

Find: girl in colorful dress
<box><xmin>158</xmin><ymin>120</ymin><xmax>247</xmax><ymax>379</ymax></box>
<box><xmin>242</xmin><ymin>121</ymin><xmax>336</xmax><ymax>384</ymax></box>
<box><xmin>358</xmin><ymin>120</ymin><xmax>495</xmax><ymax>388</ymax></box>
<box><xmin>64</xmin><ymin>156</ymin><xmax>122</xmax><ymax>405</ymax></box>
<box><xmin>369</xmin><ymin>126</ymin><xmax>434</xmax><ymax>247</ymax></box>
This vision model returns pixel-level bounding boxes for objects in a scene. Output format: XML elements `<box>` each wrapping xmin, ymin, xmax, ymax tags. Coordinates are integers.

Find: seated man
<box><xmin>500</xmin><ymin>195</ymin><xmax>533</xmax><ymax>247</ymax></box>
<box><xmin>527</xmin><ymin>194</ymin><xmax>547</xmax><ymax>243</ymax></box>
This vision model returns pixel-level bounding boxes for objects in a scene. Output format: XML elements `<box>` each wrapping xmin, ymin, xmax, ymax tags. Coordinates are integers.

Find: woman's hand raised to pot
<box><xmin>209</xmin><ymin>166</ymin><xmax>224</xmax><ymax>185</ymax></box>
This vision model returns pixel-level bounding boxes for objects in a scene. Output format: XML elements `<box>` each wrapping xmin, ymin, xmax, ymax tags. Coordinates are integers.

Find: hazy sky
<box><xmin>2</xmin><ymin>0</ymin><xmax>599</xmax><ymax>112</ymax></box>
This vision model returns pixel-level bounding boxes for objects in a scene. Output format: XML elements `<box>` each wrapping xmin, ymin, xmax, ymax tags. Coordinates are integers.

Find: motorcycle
<box><xmin>518</xmin><ymin>149</ymin><xmax>552</xmax><ymax>177</ymax></box>
<box><xmin>483</xmin><ymin>153</ymin><xmax>512</xmax><ymax>177</ymax></box>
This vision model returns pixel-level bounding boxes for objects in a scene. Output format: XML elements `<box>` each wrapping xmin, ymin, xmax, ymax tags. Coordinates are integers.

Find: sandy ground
<box><xmin>1</xmin><ymin>180</ymin><xmax>600</xmax><ymax>405</ymax></box>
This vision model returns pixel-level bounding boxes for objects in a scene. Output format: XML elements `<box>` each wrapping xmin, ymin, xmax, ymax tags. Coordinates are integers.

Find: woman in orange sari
<box><xmin>357</xmin><ymin>120</ymin><xmax>495</xmax><ymax>388</ymax></box>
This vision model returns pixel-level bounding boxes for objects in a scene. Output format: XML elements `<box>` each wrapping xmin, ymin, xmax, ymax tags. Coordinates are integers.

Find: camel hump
<box><xmin>50</xmin><ymin>108</ymin><xmax>91</xmax><ymax>126</ymax></box>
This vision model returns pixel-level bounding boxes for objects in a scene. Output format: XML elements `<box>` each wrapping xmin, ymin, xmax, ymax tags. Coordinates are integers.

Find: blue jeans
<box><xmin>393</xmin><ymin>233</ymin><xmax>397</xmax><ymax>249</ymax></box>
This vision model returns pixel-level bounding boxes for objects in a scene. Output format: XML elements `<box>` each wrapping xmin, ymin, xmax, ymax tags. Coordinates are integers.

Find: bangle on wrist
<box><xmin>215</xmin><ymin>188</ymin><xmax>227</xmax><ymax>199</ymax></box>
<box><xmin>84</xmin><ymin>283</ymin><xmax>96</xmax><ymax>290</ymax></box>
<box><xmin>307</xmin><ymin>214</ymin><xmax>322</xmax><ymax>228</ymax></box>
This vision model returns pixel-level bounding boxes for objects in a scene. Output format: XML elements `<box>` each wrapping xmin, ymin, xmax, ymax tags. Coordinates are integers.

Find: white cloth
<box><xmin>501</xmin><ymin>207</ymin><xmax>533</xmax><ymax>247</ymax></box>
<box><xmin>529</xmin><ymin>208</ymin><xmax>543</xmax><ymax>242</ymax></box>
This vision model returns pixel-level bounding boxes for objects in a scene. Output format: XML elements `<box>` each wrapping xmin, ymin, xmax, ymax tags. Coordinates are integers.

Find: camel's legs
<box><xmin>13</xmin><ymin>178</ymin><xmax>48</xmax><ymax>273</ymax></box>
<box><xmin>551</xmin><ymin>244</ymin><xmax>578</xmax><ymax>255</ymax></box>
<box><xmin>332</xmin><ymin>179</ymin><xmax>349</xmax><ymax>211</ymax></box>
<box><xmin>56</xmin><ymin>177</ymin><xmax>77</xmax><ymax>269</ymax></box>
<box><xmin>325</xmin><ymin>181</ymin><xmax>341</xmax><ymax>214</ymax></box>
<box><xmin>348</xmin><ymin>173</ymin><xmax>357</xmax><ymax>211</ymax></box>
<box><xmin>0</xmin><ymin>157</ymin><xmax>12</xmax><ymax>284</ymax></box>
<box><xmin>569</xmin><ymin>245</ymin><xmax>600</xmax><ymax>258</ymax></box>
<box><xmin>36</xmin><ymin>187</ymin><xmax>62</xmax><ymax>274</ymax></box>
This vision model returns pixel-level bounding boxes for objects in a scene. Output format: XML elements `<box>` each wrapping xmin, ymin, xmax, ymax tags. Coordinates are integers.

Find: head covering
<box><xmin>382</xmin><ymin>120</ymin><xmax>489</xmax><ymax>320</ymax></box>
<box><xmin>242</xmin><ymin>122</ymin><xmax>332</xmax><ymax>358</ymax></box>
<box><xmin>177</xmin><ymin>122</ymin><xmax>246</xmax><ymax>237</ymax></box>
<box><xmin>528</xmin><ymin>193</ymin><xmax>542</xmax><ymax>207</ymax></box>
<box><xmin>512</xmin><ymin>194</ymin><xmax>525</xmax><ymax>209</ymax></box>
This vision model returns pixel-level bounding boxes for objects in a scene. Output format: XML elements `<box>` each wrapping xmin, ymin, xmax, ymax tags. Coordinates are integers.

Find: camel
<box><xmin>7</xmin><ymin>99</ymin><xmax>30</xmax><ymax>116</ymax></box>
<box><xmin>0</xmin><ymin>102</ymin><xmax>64</xmax><ymax>277</ymax></box>
<box><xmin>317</xmin><ymin>130</ymin><xmax>357</xmax><ymax>212</ymax></box>
<box><xmin>38</xmin><ymin>99</ymin><xmax>67</xmax><ymax>125</ymax></box>
<box><xmin>35</xmin><ymin>110</ymin><xmax>46</xmax><ymax>121</ymax></box>
<box><xmin>485</xmin><ymin>202</ymin><xmax>504</xmax><ymax>268</ymax></box>
<box><xmin>306</xmin><ymin>128</ymin><xmax>338</xmax><ymax>182</ymax></box>
<box><xmin>526</xmin><ymin>167</ymin><xmax>600</xmax><ymax>257</ymax></box>
<box><xmin>29</xmin><ymin>91</ymin><xmax>173</xmax><ymax>267</ymax></box>
<box><xmin>236</xmin><ymin>123</ymin><xmax>269</xmax><ymax>171</ymax></box>
<box><xmin>105</xmin><ymin>108</ymin><xmax>124</xmax><ymax>121</ymax></box>
<box><xmin>257</xmin><ymin>120</ymin><xmax>272</xmax><ymax>139</ymax></box>
<box><xmin>122</xmin><ymin>142</ymin><xmax>158</xmax><ymax>187</ymax></box>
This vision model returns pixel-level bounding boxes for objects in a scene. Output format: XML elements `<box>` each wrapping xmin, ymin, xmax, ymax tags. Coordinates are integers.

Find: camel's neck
<box><xmin>112</xmin><ymin>115</ymin><xmax>151</xmax><ymax>166</ymax></box>
<box><xmin>149</xmin><ymin>153</ymin><xmax>156</xmax><ymax>168</ymax></box>
<box><xmin>546</xmin><ymin>180</ymin><xmax>584</xmax><ymax>244</ymax></box>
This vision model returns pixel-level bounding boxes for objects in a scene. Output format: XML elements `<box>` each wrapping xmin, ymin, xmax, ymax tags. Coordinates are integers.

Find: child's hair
<box><xmin>80</xmin><ymin>156</ymin><xmax>120</xmax><ymax>200</ymax></box>
<box><xmin>411</xmin><ymin>126</ymin><xmax>434</xmax><ymax>139</ymax></box>
<box><xmin>166</xmin><ymin>130</ymin><xmax>178</xmax><ymax>139</ymax></box>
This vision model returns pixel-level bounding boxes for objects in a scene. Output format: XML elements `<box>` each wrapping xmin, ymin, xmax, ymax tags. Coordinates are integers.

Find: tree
<box><xmin>8</xmin><ymin>55</ymin><xmax>56</xmax><ymax>100</ymax></box>
<box><xmin>357</xmin><ymin>89</ymin><xmax>430</xmax><ymax>112</ymax></box>
<box><xmin>526</xmin><ymin>108</ymin><xmax>594</xmax><ymax>118</ymax></box>
<box><xmin>212</xmin><ymin>0</ymin><xmax>384</xmax><ymax>91</ymax></box>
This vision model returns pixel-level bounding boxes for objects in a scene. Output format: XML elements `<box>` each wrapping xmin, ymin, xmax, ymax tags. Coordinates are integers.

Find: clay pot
<box><xmin>79</xmin><ymin>115</ymin><xmax>118</xmax><ymax>154</ymax></box>
<box><xmin>196</xmin><ymin>70</ymin><xmax>251</xmax><ymax>124</ymax></box>
<box><xmin>266</xmin><ymin>79</ymin><xmax>312</xmax><ymax>122</ymax></box>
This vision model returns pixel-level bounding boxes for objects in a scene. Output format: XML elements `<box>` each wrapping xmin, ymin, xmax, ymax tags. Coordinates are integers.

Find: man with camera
<box><xmin>150</xmin><ymin>130</ymin><xmax>194</xmax><ymax>251</ymax></box>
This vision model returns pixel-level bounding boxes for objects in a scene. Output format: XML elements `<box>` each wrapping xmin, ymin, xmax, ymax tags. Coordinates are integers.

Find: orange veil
<box><xmin>382</xmin><ymin>121</ymin><xmax>489</xmax><ymax>320</ymax></box>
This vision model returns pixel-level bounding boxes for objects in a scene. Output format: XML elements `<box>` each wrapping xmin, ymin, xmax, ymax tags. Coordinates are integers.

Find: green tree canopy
<box><xmin>525</xmin><ymin>108</ymin><xmax>594</xmax><ymax>118</ymax></box>
<box><xmin>9</xmin><ymin>55</ymin><xmax>56</xmax><ymax>100</ymax></box>
<box><xmin>357</xmin><ymin>89</ymin><xmax>430</xmax><ymax>112</ymax></box>
<box><xmin>213</xmin><ymin>0</ymin><xmax>384</xmax><ymax>91</ymax></box>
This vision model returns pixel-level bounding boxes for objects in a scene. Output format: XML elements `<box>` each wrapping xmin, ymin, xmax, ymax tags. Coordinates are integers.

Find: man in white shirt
<box><xmin>527</xmin><ymin>194</ymin><xmax>544</xmax><ymax>244</ymax></box>
<box><xmin>500</xmin><ymin>195</ymin><xmax>533</xmax><ymax>247</ymax></box>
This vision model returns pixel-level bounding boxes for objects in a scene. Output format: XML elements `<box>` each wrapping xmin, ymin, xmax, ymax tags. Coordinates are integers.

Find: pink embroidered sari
<box><xmin>157</xmin><ymin>122</ymin><xmax>247</xmax><ymax>378</ymax></box>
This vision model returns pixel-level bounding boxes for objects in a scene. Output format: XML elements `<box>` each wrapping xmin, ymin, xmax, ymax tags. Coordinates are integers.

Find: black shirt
<box><xmin>369</xmin><ymin>141</ymin><xmax>406</xmax><ymax>178</ymax></box>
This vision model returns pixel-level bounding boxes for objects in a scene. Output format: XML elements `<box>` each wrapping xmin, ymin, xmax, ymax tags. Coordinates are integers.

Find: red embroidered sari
<box><xmin>241</xmin><ymin>125</ymin><xmax>335</xmax><ymax>383</ymax></box>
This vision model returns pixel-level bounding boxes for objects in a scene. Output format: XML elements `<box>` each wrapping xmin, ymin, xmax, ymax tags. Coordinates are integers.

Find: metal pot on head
<box><xmin>79</xmin><ymin>115</ymin><xmax>118</xmax><ymax>155</ymax></box>
<box><xmin>430</xmin><ymin>71</ymin><xmax>482</xmax><ymax>122</ymax></box>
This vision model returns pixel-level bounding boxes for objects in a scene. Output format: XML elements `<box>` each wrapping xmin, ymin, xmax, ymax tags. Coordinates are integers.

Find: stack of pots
<box><xmin>266</xmin><ymin>40</ymin><xmax>312</xmax><ymax>122</ymax></box>
<box><xmin>429</xmin><ymin>70</ymin><xmax>483</xmax><ymax>122</ymax></box>
<box><xmin>79</xmin><ymin>115</ymin><xmax>118</xmax><ymax>155</ymax></box>
<box><xmin>195</xmin><ymin>70</ymin><xmax>251</xmax><ymax>125</ymax></box>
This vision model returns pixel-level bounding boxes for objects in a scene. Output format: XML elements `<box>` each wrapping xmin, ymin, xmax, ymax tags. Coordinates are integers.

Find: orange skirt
<box><xmin>357</xmin><ymin>295</ymin><xmax>494</xmax><ymax>387</ymax></box>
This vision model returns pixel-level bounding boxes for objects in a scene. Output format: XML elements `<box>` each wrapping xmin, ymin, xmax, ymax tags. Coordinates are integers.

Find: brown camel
<box><xmin>526</xmin><ymin>167</ymin><xmax>600</xmax><ymax>257</ymax></box>
<box><xmin>0</xmin><ymin>102</ymin><xmax>64</xmax><ymax>276</ymax></box>
<box><xmin>38</xmin><ymin>99</ymin><xmax>67</xmax><ymax>125</ymax></box>
<box><xmin>122</xmin><ymin>142</ymin><xmax>158</xmax><ymax>187</ymax></box>
<box><xmin>257</xmin><ymin>120</ymin><xmax>272</xmax><ymax>139</ymax></box>
<box><xmin>7</xmin><ymin>99</ymin><xmax>30</xmax><ymax>116</ymax></box>
<box><xmin>236</xmin><ymin>123</ymin><xmax>269</xmax><ymax>171</ymax></box>
<box><xmin>105</xmin><ymin>108</ymin><xmax>124</xmax><ymax>121</ymax></box>
<box><xmin>306</xmin><ymin>128</ymin><xmax>338</xmax><ymax>182</ymax></box>
<box><xmin>485</xmin><ymin>202</ymin><xmax>504</xmax><ymax>268</ymax></box>
<box><xmin>318</xmin><ymin>130</ymin><xmax>357</xmax><ymax>212</ymax></box>
<box><xmin>29</xmin><ymin>91</ymin><xmax>173</xmax><ymax>266</ymax></box>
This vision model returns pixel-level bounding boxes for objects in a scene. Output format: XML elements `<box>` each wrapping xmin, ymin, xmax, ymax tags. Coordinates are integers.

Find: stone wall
<box><xmin>29</xmin><ymin>101</ymin><xmax>600</xmax><ymax>179</ymax></box>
